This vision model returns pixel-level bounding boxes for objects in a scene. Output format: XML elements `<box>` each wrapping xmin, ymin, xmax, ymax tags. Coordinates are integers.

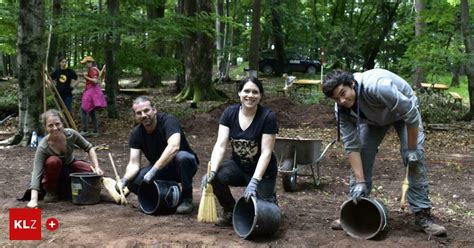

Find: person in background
<box><xmin>26</xmin><ymin>109</ymin><xmax>104</xmax><ymax>208</ymax></box>
<box><xmin>79</xmin><ymin>55</ymin><xmax>107</xmax><ymax>138</ymax></box>
<box><xmin>50</xmin><ymin>57</ymin><xmax>78</xmax><ymax>113</ymax></box>
<box><xmin>117</xmin><ymin>96</ymin><xmax>199</xmax><ymax>214</ymax></box>
<box><xmin>202</xmin><ymin>76</ymin><xmax>279</xmax><ymax>226</ymax></box>
<box><xmin>322</xmin><ymin>69</ymin><xmax>447</xmax><ymax>237</ymax></box>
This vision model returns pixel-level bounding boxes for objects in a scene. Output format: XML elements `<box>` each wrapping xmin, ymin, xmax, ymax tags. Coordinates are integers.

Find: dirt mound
<box><xmin>181</xmin><ymin>97</ymin><xmax>335</xmax><ymax>136</ymax></box>
<box><xmin>263</xmin><ymin>97</ymin><xmax>335</xmax><ymax>129</ymax></box>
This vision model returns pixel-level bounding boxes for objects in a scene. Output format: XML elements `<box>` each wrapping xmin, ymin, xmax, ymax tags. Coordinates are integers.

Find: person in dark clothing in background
<box><xmin>50</xmin><ymin>57</ymin><xmax>78</xmax><ymax>113</ymax></box>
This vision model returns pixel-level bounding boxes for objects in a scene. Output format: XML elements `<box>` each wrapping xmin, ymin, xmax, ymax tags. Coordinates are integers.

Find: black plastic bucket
<box><xmin>69</xmin><ymin>172</ymin><xmax>102</xmax><ymax>205</ymax></box>
<box><xmin>138</xmin><ymin>180</ymin><xmax>181</xmax><ymax>215</ymax></box>
<box><xmin>340</xmin><ymin>197</ymin><xmax>388</xmax><ymax>239</ymax></box>
<box><xmin>233</xmin><ymin>196</ymin><xmax>280</xmax><ymax>239</ymax></box>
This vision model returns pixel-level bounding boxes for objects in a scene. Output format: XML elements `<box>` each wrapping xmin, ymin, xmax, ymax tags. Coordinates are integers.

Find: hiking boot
<box><xmin>90</xmin><ymin>132</ymin><xmax>99</xmax><ymax>138</ymax></box>
<box><xmin>176</xmin><ymin>198</ymin><xmax>193</xmax><ymax>214</ymax></box>
<box><xmin>415</xmin><ymin>209</ymin><xmax>447</xmax><ymax>236</ymax></box>
<box><xmin>79</xmin><ymin>131</ymin><xmax>90</xmax><ymax>137</ymax></box>
<box><xmin>43</xmin><ymin>192</ymin><xmax>58</xmax><ymax>203</ymax></box>
<box><xmin>215</xmin><ymin>210</ymin><xmax>233</xmax><ymax>227</ymax></box>
<box><xmin>330</xmin><ymin>219</ymin><xmax>343</xmax><ymax>230</ymax></box>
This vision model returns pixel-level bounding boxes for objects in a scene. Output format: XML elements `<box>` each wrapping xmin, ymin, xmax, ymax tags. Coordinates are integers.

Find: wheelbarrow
<box><xmin>274</xmin><ymin>137</ymin><xmax>336</xmax><ymax>192</ymax></box>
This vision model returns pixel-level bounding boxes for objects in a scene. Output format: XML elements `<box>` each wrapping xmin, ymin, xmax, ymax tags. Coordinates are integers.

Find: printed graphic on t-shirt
<box><xmin>230</xmin><ymin>138</ymin><xmax>258</xmax><ymax>163</ymax></box>
<box><xmin>59</xmin><ymin>74</ymin><xmax>67</xmax><ymax>83</ymax></box>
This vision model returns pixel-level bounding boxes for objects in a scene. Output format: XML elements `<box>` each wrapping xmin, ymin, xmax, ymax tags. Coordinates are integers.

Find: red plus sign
<box><xmin>45</xmin><ymin>217</ymin><xmax>59</xmax><ymax>232</ymax></box>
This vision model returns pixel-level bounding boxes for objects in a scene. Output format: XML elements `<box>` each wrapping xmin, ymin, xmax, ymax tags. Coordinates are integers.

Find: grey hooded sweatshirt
<box><xmin>337</xmin><ymin>69</ymin><xmax>420</xmax><ymax>153</ymax></box>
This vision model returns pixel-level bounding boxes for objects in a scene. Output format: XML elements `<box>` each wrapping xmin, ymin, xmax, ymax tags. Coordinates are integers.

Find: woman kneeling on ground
<box><xmin>27</xmin><ymin>109</ymin><xmax>104</xmax><ymax>208</ymax></box>
<box><xmin>202</xmin><ymin>76</ymin><xmax>279</xmax><ymax>226</ymax></box>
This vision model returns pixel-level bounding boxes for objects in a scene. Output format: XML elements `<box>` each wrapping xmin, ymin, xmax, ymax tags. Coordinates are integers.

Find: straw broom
<box><xmin>197</xmin><ymin>162</ymin><xmax>218</xmax><ymax>223</ymax></box>
<box><xmin>400</xmin><ymin>164</ymin><xmax>409</xmax><ymax>210</ymax></box>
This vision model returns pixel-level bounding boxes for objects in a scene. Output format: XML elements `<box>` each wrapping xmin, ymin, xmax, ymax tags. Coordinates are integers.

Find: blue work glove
<box><xmin>200</xmin><ymin>171</ymin><xmax>216</xmax><ymax>190</ymax></box>
<box><xmin>244</xmin><ymin>178</ymin><xmax>260</xmax><ymax>202</ymax></box>
<box><xmin>143</xmin><ymin>167</ymin><xmax>159</xmax><ymax>184</ymax></box>
<box><xmin>115</xmin><ymin>177</ymin><xmax>128</xmax><ymax>192</ymax></box>
<box><xmin>350</xmin><ymin>182</ymin><xmax>368</xmax><ymax>204</ymax></box>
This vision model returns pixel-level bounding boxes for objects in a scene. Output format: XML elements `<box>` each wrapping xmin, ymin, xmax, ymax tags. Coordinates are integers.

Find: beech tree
<box><xmin>1</xmin><ymin>0</ymin><xmax>46</xmax><ymax>146</ymax></box>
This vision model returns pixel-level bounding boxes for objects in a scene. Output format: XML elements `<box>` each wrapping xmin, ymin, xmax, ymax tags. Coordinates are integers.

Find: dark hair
<box><xmin>322</xmin><ymin>69</ymin><xmax>354</xmax><ymax>98</ymax></box>
<box><xmin>238</xmin><ymin>76</ymin><xmax>264</xmax><ymax>96</ymax></box>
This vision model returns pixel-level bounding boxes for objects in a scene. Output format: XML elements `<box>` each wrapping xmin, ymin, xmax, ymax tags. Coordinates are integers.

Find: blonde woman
<box><xmin>27</xmin><ymin>109</ymin><xmax>104</xmax><ymax>208</ymax></box>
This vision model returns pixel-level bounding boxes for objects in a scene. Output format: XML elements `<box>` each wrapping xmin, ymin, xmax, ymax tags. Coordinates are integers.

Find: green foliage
<box><xmin>0</xmin><ymin>91</ymin><xmax>16</xmax><ymax>107</ymax></box>
<box><xmin>299</xmin><ymin>91</ymin><xmax>322</xmax><ymax>105</ymax></box>
<box><xmin>398</xmin><ymin>1</ymin><xmax>465</xmax><ymax>78</ymax></box>
<box><xmin>0</xmin><ymin>2</ymin><xmax>18</xmax><ymax>54</ymax></box>
<box><xmin>417</xmin><ymin>91</ymin><xmax>466</xmax><ymax>123</ymax></box>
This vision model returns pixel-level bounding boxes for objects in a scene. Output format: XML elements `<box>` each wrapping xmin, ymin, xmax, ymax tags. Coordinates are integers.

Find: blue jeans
<box><xmin>128</xmin><ymin>151</ymin><xmax>198</xmax><ymax>199</ymax></box>
<box><xmin>211</xmin><ymin>160</ymin><xmax>277</xmax><ymax>212</ymax></box>
<box><xmin>61</xmin><ymin>95</ymin><xmax>73</xmax><ymax>113</ymax></box>
<box><xmin>80</xmin><ymin>108</ymin><xmax>98</xmax><ymax>133</ymax></box>
<box><xmin>349</xmin><ymin>117</ymin><xmax>432</xmax><ymax>213</ymax></box>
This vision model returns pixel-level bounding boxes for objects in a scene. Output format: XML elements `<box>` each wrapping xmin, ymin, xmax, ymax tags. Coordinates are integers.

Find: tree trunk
<box><xmin>270</xmin><ymin>0</ymin><xmax>286</xmax><ymax>75</ymax></box>
<box><xmin>0</xmin><ymin>53</ymin><xmax>5</xmax><ymax>77</ymax></box>
<box><xmin>412</xmin><ymin>0</ymin><xmax>426</xmax><ymax>88</ymax></box>
<box><xmin>222</xmin><ymin>0</ymin><xmax>237</xmax><ymax>81</ymax></box>
<box><xmin>174</xmin><ymin>0</ymin><xmax>185</xmax><ymax>92</ymax></box>
<box><xmin>451</xmin><ymin>64</ymin><xmax>461</xmax><ymax>87</ymax></box>
<box><xmin>47</xmin><ymin>0</ymin><xmax>62</xmax><ymax>70</ymax></box>
<box><xmin>176</xmin><ymin>0</ymin><xmax>222</xmax><ymax>103</ymax></box>
<box><xmin>104</xmin><ymin>0</ymin><xmax>119</xmax><ymax>118</ymax></box>
<box><xmin>460</xmin><ymin>0</ymin><xmax>474</xmax><ymax>120</ymax></box>
<box><xmin>215</xmin><ymin>0</ymin><xmax>225</xmax><ymax>81</ymax></box>
<box><xmin>4</xmin><ymin>0</ymin><xmax>46</xmax><ymax>146</ymax></box>
<box><xmin>362</xmin><ymin>1</ymin><xmax>400</xmax><ymax>70</ymax></box>
<box><xmin>141</xmin><ymin>1</ymin><xmax>165</xmax><ymax>88</ymax></box>
<box><xmin>248</xmin><ymin>0</ymin><xmax>262</xmax><ymax>77</ymax></box>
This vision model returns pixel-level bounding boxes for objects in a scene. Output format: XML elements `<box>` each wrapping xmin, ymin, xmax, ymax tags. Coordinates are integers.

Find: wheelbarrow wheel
<box><xmin>280</xmin><ymin>158</ymin><xmax>297</xmax><ymax>192</ymax></box>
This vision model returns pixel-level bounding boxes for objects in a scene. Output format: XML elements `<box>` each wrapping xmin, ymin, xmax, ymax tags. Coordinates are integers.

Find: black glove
<box><xmin>201</xmin><ymin>171</ymin><xmax>216</xmax><ymax>190</ymax></box>
<box><xmin>350</xmin><ymin>182</ymin><xmax>367</xmax><ymax>204</ymax></box>
<box><xmin>115</xmin><ymin>177</ymin><xmax>128</xmax><ymax>192</ymax></box>
<box><xmin>244</xmin><ymin>178</ymin><xmax>259</xmax><ymax>202</ymax></box>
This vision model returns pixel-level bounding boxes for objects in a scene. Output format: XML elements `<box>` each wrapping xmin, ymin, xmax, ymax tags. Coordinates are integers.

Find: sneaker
<box><xmin>176</xmin><ymin>198</ymin><xmax>193</xmax><ymax>214</ymax></box>
<box><xmin>79</xmin><ymin>131</ymin><xmax>90</xmax><ymax>137</ymax></box>
<box><xmin>415</xmin><ymin>209</ymin><xmax>447</xmax><ymax>236</ymax></box>
<box><xmin>43</xmin><ymin>192</ymin><xmax>58</xmax><ymax>203</ymax></box>
<box><xmin>215</xmin><ymin>210</ymin><xmax>233</xmax><ymax>227</ymax></box>
<box><xmin>330</xmin><ymin>219</ymin><xmax>343</xmax><ymax>230</ymax></box>
<box><xmin>90</xmin><ymin>132</ymin><xmax>99</xmax><ymax>138</ymax></box>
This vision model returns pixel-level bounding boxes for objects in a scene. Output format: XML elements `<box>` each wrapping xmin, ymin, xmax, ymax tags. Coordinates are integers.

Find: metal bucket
<box><xmin>138</xmin><ymin>180</ymin><xmax>181</xmax><ymax>215</ymax></box>
<box><xmin>233</xmin><ymin>196</ymin><xmax>280</xmax><ymax>239</ymax></box>
<box><xmin>340</xmin><ymin>197</ymin><xmax>388</xmax><ymax>239</ymax></box>
<box><xmin>70</xmin><ymin>172</ymin><xmax>102</xmax><ymax>205</ymax></box>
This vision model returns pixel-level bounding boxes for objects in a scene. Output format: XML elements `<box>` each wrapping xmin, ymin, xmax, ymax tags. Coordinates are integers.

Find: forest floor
<box><xmin>0</xmin><ymin>79</ymin><xmax>473</xmax><ymax>247</ymax></box>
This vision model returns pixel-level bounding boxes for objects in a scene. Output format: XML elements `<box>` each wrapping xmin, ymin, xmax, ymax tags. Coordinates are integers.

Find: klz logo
<box><xmin>9</xmin><ymin>208</ymin><xmax>41</xmax><ymax>240</ymax></box>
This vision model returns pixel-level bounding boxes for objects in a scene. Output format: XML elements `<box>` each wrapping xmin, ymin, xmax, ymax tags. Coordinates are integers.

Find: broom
<box><xmin>400</xmin><ymin>164</ymin><xmax>409</xmax><ymax>210</ymax></box>
<box><xmin>197</xmin><ymin>162</ymin><xmax>218</xmax><ymax>223</ymax></box>
<box><xmin>108</xmin><ymin>153</ymin><xmax>128</xmax><ymax>205</ymax></box>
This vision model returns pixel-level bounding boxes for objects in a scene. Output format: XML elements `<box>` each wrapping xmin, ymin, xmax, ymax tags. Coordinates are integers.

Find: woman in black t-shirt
<box><xmin>203</xmin><ymin>76</ymin><xmax>279</xmax><ymax>226</ymax></box>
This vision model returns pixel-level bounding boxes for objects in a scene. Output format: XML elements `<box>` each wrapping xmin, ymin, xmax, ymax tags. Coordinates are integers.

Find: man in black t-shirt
<box><xmin>117</xmin><ymin>96</ymin><xmax>198</xmax><ymax>214</ymax></box>
<box><xmin>50</xmin><ymin>57</ymin><xmax>78</xmax><ymax>113</ymax></box>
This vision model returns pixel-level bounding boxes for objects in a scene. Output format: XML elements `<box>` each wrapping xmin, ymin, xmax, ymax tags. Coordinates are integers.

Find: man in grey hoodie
<box><xmin>322</xmin><ymin>69</ymin><xmax>446</xmax><ymax>237</ymax></box>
